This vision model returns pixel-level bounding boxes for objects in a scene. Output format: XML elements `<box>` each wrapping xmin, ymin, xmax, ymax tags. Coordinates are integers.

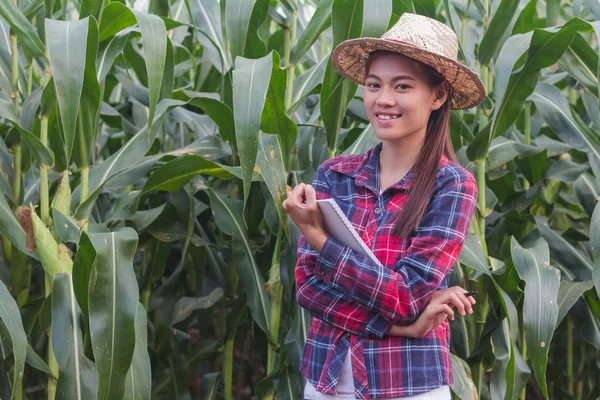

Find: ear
<box><xmin>431</xmin><ymin>81</ymin><xmax>450</xmax><ymax>111</ymax></box>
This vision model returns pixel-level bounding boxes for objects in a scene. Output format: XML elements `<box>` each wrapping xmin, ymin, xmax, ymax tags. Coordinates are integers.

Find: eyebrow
<box><xmin>365</xmin><ymin>73</ymin><xmax>416</xmax><ymax>82</ymax></box>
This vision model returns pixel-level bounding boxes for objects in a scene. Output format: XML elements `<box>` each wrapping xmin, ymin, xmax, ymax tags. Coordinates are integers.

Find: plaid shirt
<box><xmin>295</xmin><ymin>142</ymin><xmax>478</xmax><ymax>399</ymax></box>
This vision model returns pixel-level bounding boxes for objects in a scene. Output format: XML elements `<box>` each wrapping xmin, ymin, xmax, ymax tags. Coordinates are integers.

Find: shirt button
<box><xmin>374</xmin><ymin>207</ymin><xmax>381</xmax><ymax>215</ymax></box>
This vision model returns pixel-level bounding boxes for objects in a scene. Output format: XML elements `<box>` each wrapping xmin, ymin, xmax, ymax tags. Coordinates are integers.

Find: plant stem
<box><xmin>520</xmin><ymin>314</ymin><xmax>528</xmax><ymax>400</ymax></box>
<box><xmin>223</xmin><ymin>332</ymin><xmax>235</xmax><ymax>400</ymax></box>
<box><xmin>11</xmin><ymin>31</ymin><xmax>22</xmax><ymax>206</ymax></box>
<box><xmin>266</xmin><ymin>228</ymin><xmax>284</xmax><ymax>375</ymax></box>
<box><xmin>576</xmin><ymin>343</ymin><xmax>584</xmax><ymax>400</ymax></box>
<box><xmin>284</xmin><ymin>0</ymin><xmax>298</xmax><ymax>112</ymax></box>
<box><xmin>523</xmin><ymin>102</ymin><xmax>531</xmax><ymax>191</ymax></box>
<box><xmin>40</xmin><ymin>117</ymin><xmax>50</xmax><ymax>226</ymax></box>
<box><xmin>567</xmin><ymin>317</ymin><xmax>574</xmax><ymax>396</ymax></box>
<box><xmin>13</xmin><ymin>144</ymin><xmax>21</xmax><ymax>206</ymax></box>
<box><xmin>473</xmin><ymin>0</ymin><xmax>490</xmax><ymax>388</ymax></box>
<box><xmin>79</xmin><ymin>167</ymin><xmax>89</xmax><ymax>231</ymax></box>
<box><xmin>223</xmin><ymin>262</ymin><xmax>239</xmax><ymax>400</ymax></box>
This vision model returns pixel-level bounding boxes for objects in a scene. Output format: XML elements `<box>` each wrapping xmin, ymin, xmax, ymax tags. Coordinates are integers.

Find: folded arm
<box><xmin>316</xmin><ymin>178</ymin><xmax>478</xmax><ymax>325</ymax></box>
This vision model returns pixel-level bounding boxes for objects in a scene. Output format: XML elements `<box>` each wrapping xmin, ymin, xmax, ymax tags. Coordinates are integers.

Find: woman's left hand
<box><xmin>282</xmin><ymin>183</ymin><xmax>328</xmax><ymax>252</ymax></box>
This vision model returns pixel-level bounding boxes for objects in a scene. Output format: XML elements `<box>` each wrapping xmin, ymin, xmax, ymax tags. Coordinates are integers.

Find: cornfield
<box><xmin>0</xmin><ymin>0</ymin><xmax>600</xmax><ymax>399</ymax></box>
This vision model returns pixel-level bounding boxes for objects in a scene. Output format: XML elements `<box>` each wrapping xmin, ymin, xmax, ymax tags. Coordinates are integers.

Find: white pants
<box><xmin>304</xmin><ymin>350</ymin><xmax>451</xmax><ymax>399</ymax></box>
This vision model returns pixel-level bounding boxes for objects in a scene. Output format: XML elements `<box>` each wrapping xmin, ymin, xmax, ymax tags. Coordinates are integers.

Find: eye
<box><xmin>396</xmin><ymin>84</ymin><xmax>411</xmax><ymax>90</ymax></box>
<box><xmin>366</xmin><ymin>82</ymin><xmax>380</xmax><ymax>89</ymax></box>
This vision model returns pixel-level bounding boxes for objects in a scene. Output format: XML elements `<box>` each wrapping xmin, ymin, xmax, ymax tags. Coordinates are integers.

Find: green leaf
<box><xmin>489</xmin><ymin>319</ymin><xmax>515</xmax><ymax>400</ymax></box>
<box><xmin>0</xmin><ymin>192</ymin><xmax>31</xmax><ymax>256</ymax></box>
<box><xmin>52</xmin><ymin>273</ymin><xmax>98</xmax><ymax>400</ymax></box>
<box><xmin>124</xmin><ymin>303</ymin><xmax>151</xmax><ymax>400</ymax></box>
<box><xmin>290</xmin><ymin>0</ymin><xmax>333</xmax><ymax>64</ymax></box>
<box><xmin>88</xmin><ymin>228</ymin><xmax>139</xmax><ymax>400</ymax></box>
<box><xmin>556</xmin><ymin>280</ymin><xmax>594</xmax><ymax>326</ymax></box>
<box><xmin>590</xmin><ymin>201</ymin><xmax>600</xmax><ymax>299</ymax></box>
<box><xmin>491</xmin><ymin>19</ymin><xmax>600</xmax><ymax>145</ymax></box>
<box><xmin>131</xmin><ymin>9</ymin><xmax>167</xmax><ymax>137</ymax></box>
<box><xmin>486</xmin><ymin>137</ymin><xmax>543</xmax><ymax>170</ymax></box>
<box><xmin>26</xmin><ymin>344</ymin><xmax>55</xmax><ymax>378</ymax></box>
<box><xmin>529</xmin><ymin>83</ymin><xmax>600</xmax><ymax>162</ymax></box>
<box><xmin>0</xmin><ymin>92</ymin><xmax>55</xmax><ymax>167</ymax></box>
<box><xmin>19</xmin><ymin>87</ymin><xmax>42</xmax><ymax>132</ymax></box>
<box><xmin>256</xmin><ymin>133</ymin><xmax>289</xmax><ymax>240</ymax></box>
<box><xmin>225</xmin><ymin>0</ymin><xmax>267</xmax><ymax>60</ymax></box>
<box><xmin>544</xmin><ymin>159</ymin><xmax>589</xmax><ymax>183</ymax></box>
<box><xmin>458</xmin><ymin>234</ymin><xmax>490</xmax><ymax>276</ymax></box>
<box><xmin>72</xmin><ymin>232</ymin><xmax>96</xmax><ymax>320</ymax></box>
<box><xmin>97</xmin><ymin>3</ymin><xmax>137</xmax><ymax>41</ymax></box>
<box><xmin>342</xmin><ymin>124</ymin><xmax>379</xmax><ymax>155</ymax></box>
<box><xmin>142</xmin><ymin>154</ymin><xmax>235</xmax><ymax>194</ymax></box>
<box><xmin>574</xmin><ymin>173</ymin><xmax>598</xmax><ymax>216</ymax></box>
<box><xmin>260</xmin><ymin>51</ymin><xmax>297</xmax><ymax>169</ymax></box>
<box><xmin>97</xmin><ymin>32</ymin><xmax>129</xmax><ymax>82</ymax></box>
<box><xmin>0</xmin><ymin>0</ymin><xmax>46</xmax><ymax>60</ymax></box>
<box><xmin>171</xmin><ymin>287</ymin><xmax>224</xmax><ymax>325</ymax></box>
<box><xmin>232</xmin><ymin>53</ymin><xmax>273</xmax><ymax>204</ymax></box>
<box><xmin>558</xmin><ymin>34</ymin><xmax>599</xmax><ymax>95</ymax></box>
<box><xmin>512</xmin><ymin>0</ymin><xmax>540</xmax><ymax>35</ymax></box>
<box><xmin>450</xmin><ymin>353</ymin><xmax>477</xmax><ymax>400</ymax></box>
<box><xmin>0</xmin><ymin>280</ymin><xmax>26</xmax><ymax>399</ymax></box>
<box><xmin>584</xmin><ymin>0</ymin><xmax>600</xmax><ymax>19</ymax></box>
<box><xmin>52</xmin><ymin>208</ymin><xmax>80</xmax><ymax>245</ymax></box>
<box><xmin>291</xmin><ymin>55</ymin><xmax>328</xmax><ymax>111</ymax></box>
<box><xmin>361</xmin><ymin>0</ymin><xmax>392</xmax><ymax>38</ymax></box>
<box><xmin>208</xmin><ymin>189</ymin><xmax>271</xmax><ymax>335</ymax></box>
<box><xmin>546</xmin><ymin>0</ymin><xmax>560</xmax><ymax>24</ymax></box>
<box><xmin>0</xmin><ymin>136</ymin><xmax>13</xmax><ymax>203</ymax></box>
<box><xmin>509</xmin><ymin>236</ymin><xmax>560</xmax><ymax>398</ymax></box>
<box><xmin>478</xmin><ymin>0</ymin><xmax>520</xmax><ymax>65</ymax></box>
<box><xmin>535</xmin><ymin>215</ymin><xmax>593</xmax><ymax>281</ymax></box>
<box><xmin>172</xmin><ymin>90</ymin><xmax>236</xmax><ymax>148</ymax></box>
<box><xmin>46</xmin><ymin>17</ymin><xmax>90</xmax><ymax>163</ymax></box>
<box><xmin>73</xmin><ymin>98</ymin><xmax>186</xmax><ymax>221</ymax></box>
<box><xmin>79</xmin><ymin>0</ymin><xmax>103</xmax><ymax>19</ymax></box>
<box><xmin>321</xmin><ymin>0</ymin><xmax>363</xmax><ymax>152</ymax></box>
<box><xmin>74</xmin><ymin>16</ymin><xmax>101</xmax><ymax>169</ymax></box>
<box><xmin>191</xmin><ymin>0</ymin><xmax>231</xmax><ymax>72</ymax></box>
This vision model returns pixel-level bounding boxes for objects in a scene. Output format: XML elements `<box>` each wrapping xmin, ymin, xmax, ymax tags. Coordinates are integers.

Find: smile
<box><xmin>376</xmin><ymin>114</ymin><xmax>401</xmax><ymax>120</ymax></box>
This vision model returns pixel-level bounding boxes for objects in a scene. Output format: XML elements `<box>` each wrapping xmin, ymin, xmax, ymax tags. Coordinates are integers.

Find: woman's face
<box><xmin>363</xmin><ymin>52</ymin><xmax>448</xmax><ymax>144</ymax></box>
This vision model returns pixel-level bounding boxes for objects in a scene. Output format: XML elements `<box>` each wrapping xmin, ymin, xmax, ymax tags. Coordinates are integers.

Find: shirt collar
<box><xmin>329</xmin><ymin>142</ymin><xmax>449</xmax><ymax>194</ymax></box>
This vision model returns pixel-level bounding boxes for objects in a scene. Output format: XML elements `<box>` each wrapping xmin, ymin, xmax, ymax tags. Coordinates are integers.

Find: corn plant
<box><xmin>0</xmin><ymin>0</ymin><xmax>600</xmax><ymax>399</ymax></box>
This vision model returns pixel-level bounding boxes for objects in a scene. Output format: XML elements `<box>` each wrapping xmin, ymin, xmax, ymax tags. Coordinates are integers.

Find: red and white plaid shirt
<box><xmin>295</xmin><ymin>142</ymin><xmax>478</xmax><ymax>398</ymax></box>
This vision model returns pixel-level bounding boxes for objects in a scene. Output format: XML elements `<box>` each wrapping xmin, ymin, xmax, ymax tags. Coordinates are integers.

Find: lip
<box><xmin>374</xmin><ymin>112</ymin><xmax>401</xmax><ymax>125</ymax></box>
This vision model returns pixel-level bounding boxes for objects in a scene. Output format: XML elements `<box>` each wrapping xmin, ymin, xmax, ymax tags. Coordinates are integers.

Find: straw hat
<box><xmin>331</xmin><ymin>13</ymin><xmax>485</xmax><ymax>110</ymax></box>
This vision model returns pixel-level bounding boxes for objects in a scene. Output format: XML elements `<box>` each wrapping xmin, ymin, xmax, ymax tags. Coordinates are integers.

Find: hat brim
<box><xmin>331</xmin><ymin>38</ymin><xmax>486</xmax><ymax>110</ymax></box>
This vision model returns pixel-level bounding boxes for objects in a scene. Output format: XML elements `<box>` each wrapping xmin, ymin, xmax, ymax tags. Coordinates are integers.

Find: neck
<box><xmin>378</xmin><ymin>131</ymin><xmax>425</xmax><ymax>180</ymax></box>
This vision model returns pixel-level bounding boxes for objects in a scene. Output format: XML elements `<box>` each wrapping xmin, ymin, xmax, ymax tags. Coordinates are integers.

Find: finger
<box><xmin>433</xmin><ymin>304</ymin><xmax>454</xmax><ymax>321</ymax></box>
<box><xmin>448</xmin><ymin>294</ymin><xmax>466</xmax><ymax>316</ymax></box>
<box><xmin>291</xmin><ymin>184</ymin><xmax>306</xmax><ymax>205</ymax></box>
<box><xmin>456</xmin><ymin>293</ymin><xmax>473</xmax><ymax>315</ymax></box>
<box><xmin>305</xmin><ymin>184</ymin><xmax>317</xmax><ymax>206</ymax></box>
<box><xmin>441</xmin><ymin>304</ymin><xmax>454</xmax><ymax>320</ymax></box>
<box><xmin>451</xmin><ymin>286</ymin><xmax>476</xmax><ymax>309</ymax></box>
<box><xmin>452</xmin><ymin>287</ymin><xmax>474</xmax><ymax>313</ymax></box>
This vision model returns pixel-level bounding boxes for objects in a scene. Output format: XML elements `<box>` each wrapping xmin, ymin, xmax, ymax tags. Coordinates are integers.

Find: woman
<box><xmin>282</xmin><ymin>13</ymin><xmax>484</xmax><ymax>399</ymax></box>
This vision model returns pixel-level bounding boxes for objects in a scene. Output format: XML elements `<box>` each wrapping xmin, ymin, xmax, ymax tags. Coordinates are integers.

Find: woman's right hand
<box><xmin>385</xmin><ymin>286</ymin><xmax>476</xmax><ymax>338</ymax></box>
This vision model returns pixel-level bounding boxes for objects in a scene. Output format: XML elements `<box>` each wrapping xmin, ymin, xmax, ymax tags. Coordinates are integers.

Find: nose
<box><xmin>375</xmin><ymin>86</ymin><xmax>396</xmax><ymax>107</ymax></box>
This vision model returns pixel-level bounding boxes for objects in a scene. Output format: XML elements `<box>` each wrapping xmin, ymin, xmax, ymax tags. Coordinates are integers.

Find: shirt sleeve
<box><xmin>316</xmin><ymin>177</ymin><xmax>478</xmax><ymax>325</ymax></box>
<box><xmin>295</xmin><ymin>234</ymin><xmax>392</xmax><ymax>339</ymax></box>
<box><xmin>293</xmin><ymin>161</ymin><xmax>391</xmax><ymax>339</ymax></box>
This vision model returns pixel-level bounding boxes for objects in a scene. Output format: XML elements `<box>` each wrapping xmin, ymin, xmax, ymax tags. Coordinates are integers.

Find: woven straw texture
<box><xmin>331</xmin><ymin>13</ymin><xmax>485</xmax><ymax>110</ymax></box>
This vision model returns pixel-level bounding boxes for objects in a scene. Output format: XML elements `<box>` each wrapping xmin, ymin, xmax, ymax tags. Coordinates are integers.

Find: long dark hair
<box><xmin>366</xmin><ymin>51</ymin><xmax>457</xmax><ymax>238</ymax></box>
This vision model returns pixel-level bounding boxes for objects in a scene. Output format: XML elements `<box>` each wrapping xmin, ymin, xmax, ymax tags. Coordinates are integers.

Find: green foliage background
<box><xmin>0</xmin><ymin>0</ymin><xmax>600</xmax><ymax>399</ymax></box>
